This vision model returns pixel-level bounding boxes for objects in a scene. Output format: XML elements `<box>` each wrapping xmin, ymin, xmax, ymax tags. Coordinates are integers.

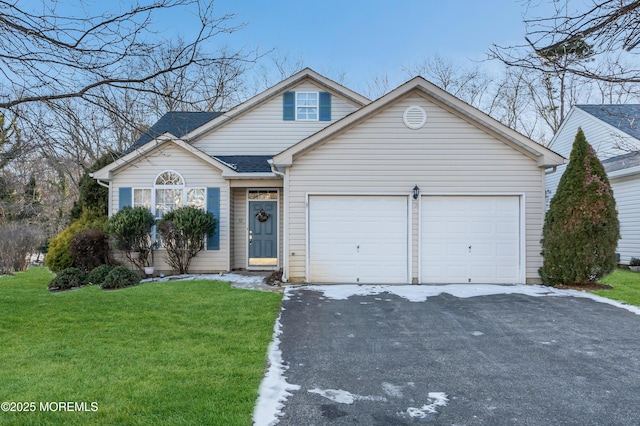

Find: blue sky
<box><xmin>197</xmin><ymin>0</ymin><xmax>550</xmax><ymax>89</ymax></box>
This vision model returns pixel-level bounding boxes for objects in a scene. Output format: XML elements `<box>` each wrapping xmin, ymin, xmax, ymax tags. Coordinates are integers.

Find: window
<box><xmin>296</xmin><ymin>92</ymin><xmax>318</xmax><ymax>120</ymax></box>
<box><xmin>187</xmin><ymin>188</ymin><xmax>205</xmax><ymax>209</ymax></box>
<box><xmin>133</xmin><ymin>188</ymin><xmax>151</xmax><ymax>209</ymax></box>
<box><xmin>283</xmin><ymin>91</ymin><xmax>331</xmax><ymax>121</ymax></box>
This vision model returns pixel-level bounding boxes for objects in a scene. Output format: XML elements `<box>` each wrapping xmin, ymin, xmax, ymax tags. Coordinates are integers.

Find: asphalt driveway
<box><xmin>262</xmin><ymin>285</ymin><xmax>640</xmax><ymax>425</ymax></box>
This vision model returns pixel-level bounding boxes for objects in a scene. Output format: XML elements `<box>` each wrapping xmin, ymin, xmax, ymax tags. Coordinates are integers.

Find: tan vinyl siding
<box><xmin>611</xmin><ymin>175</ymin><xmax>640</xmax><ymax>264</ymax></box>
<box><xmin>111</xmin><ymin>143</ymin><xmax>229</xmax><ymax>272</ymax></box>
<box><xmin>287</xmin><ymin>93</ymin><xmax>545</xmax><ymax>283</ymax></box>
<box><xmin>232</xmin><ymin>188</ymin><xmax>247</xmax><ymax>269</ymax></box>
<box><xmin>193</xmin><ymin>81</ymin><xmax>360</xmax><ymax>155</ymax></box>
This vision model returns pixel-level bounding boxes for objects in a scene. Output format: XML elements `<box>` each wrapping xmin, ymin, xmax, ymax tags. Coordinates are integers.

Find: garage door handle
<box><xmin>357</xmin><ymin>245</ymin><xmax>360</xmax><ymax>253</ymax></box>
<box><xmin>469</xmin><ymin>245</ymin><xmax>472</xmax><ymax>252</ymax></box>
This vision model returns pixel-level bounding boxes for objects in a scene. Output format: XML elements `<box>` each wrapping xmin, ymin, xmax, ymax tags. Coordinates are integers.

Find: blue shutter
<box><xmin>319</xmin><ymin>92</ymin><xmax>331</xmax><ymax>121</ymax></box>
<box><xmin>283</xmin><ymin>91</ymin><xmax>295</xmax><ymax>121</ymax></box>
<box><xmin>119</xmin><ymin>187</ymin><xmax>132</xmax><ymax>209</ymax></box>
<box><xmin>207</xmin><ymin>187</ymin><xmax>220</xmax><ymax>250</ymax></box>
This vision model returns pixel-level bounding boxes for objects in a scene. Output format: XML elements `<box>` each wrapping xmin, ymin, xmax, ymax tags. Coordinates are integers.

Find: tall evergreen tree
<box><xmin>540</xmin><ymin>128</ymin><xmax>620</xmax><ymax>285</ymax></box>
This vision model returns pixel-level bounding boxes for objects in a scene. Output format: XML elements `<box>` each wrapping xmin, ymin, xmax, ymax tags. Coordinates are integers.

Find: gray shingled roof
<box><xmin>602</xmin><ymin>151</ymin><xmax>640</xmax><ymax>173</ymax></box>
<box><xmin>576</xmin><ymin>105</ymin><xmax>640</xmax><ymax>141</ymax></box>
<box><xmin>214</xmin><ymin>155</ymin><xmax>273</xmax><ymax>173</ymax></box>
<box><xmin>125</xmin><ymin>111</ymin><xmax>222</xmax><ymax>154</ymax></box>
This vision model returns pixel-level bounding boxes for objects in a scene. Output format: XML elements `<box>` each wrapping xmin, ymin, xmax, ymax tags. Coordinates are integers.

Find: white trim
<box><xmin>609</xmin><ymin>164</ymin><xmax>640</xmax><ymax>179</ymax></box>
<box><xmin>305</xmin><ymin>192</ymin><xmax>412</xmax><ymax>284</ymax></box>
<box><xmin>418</xmin><ymin>193</ymin><xmax>526</xmax><ymax>284</ymax></box>
<box><xmin>246</xmin><ymin>188</ymin><xmax>280</xmax><ymax>271</ymax></box>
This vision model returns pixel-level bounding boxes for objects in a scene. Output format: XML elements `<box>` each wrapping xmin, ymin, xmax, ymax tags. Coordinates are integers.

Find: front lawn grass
<box><xmin>595</xmin><ymin>269</ymin><xmax>640</xmax><ymax>306</ymax></box>
<box><xmin>0</xmin><ymin>267</ymin><xmax>282</xmax><ymax>426</ymax></box>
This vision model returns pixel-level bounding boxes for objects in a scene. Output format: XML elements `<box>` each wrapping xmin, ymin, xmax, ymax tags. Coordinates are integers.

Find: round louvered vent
<box><xmin>403</xmin><ymin>106</ymin><xmax>427</xmax><ymax>129</ymax></box>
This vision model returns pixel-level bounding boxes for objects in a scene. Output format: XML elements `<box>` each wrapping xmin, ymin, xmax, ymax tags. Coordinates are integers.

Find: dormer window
<box><xmin>283</xmin><ymin>91</ymin><xmax>331</xmax><ymax>121</ymax></box>
<box><xmin>296</xmin><ymin>92</ymin><xmax>318</xmax><ymax>120</ymax></box>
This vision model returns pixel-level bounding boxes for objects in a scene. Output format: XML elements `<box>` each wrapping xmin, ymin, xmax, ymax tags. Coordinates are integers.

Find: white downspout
<box><xmin>269</xmin><ymin>160</ymin><xmax>288</xmax><ymax>282</ymax></box>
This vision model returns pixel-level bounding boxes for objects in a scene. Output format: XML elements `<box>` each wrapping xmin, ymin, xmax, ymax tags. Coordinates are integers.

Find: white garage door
<box><xmin>309</xmin><ymin>195</ymin><xmax>409</xmax><ymax>284</ymax></box>
<box><xmin>421</xmin><ymin>196</ymin><xmax>521</xmax><ymax>284</ymax></box>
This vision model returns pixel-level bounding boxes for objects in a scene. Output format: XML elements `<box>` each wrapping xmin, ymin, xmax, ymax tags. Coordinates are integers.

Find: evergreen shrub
<box><xmin>539</xmin><ymin>128</ymin><xmax>620</xmax><ymax>285</ymax></box>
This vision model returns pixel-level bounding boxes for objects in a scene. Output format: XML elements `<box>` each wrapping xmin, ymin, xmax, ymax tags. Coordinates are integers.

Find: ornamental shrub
<box><xmin>100</xmin><ymin>266</ymin><xmax>140</xmax><ymax>289</ymax></box>
<box><xmin>69</xmin><ymin>229</ymin><xmax>112</xmax><ymax>273</ymax></box>
<box><xmin>48</xmin><ymin>267</ymin><xmax>86</xmax><ymax>291</ymax></box>
<box><xmin>157</xmin><ymin>206</ymin><xmax>216</xmax><ymax>274</ymax></box>
<box><xmin>45</xmin><ymin>210</ymin><xmax>107</xmax><ymax>273</ymax></box>
<box><xmin>539</xmin><ymin>128</ymin><xmax>620</xmax><ymax>286</ymax></box>
<box><xmin>86</xmin><ymin>264</ymin><xmax>116</xmax><ymax>286</ymax></box>
<box><xmin>104</xmin><ymin>206</ymin><xmax>155</xmax><ymax>270</ymax></box>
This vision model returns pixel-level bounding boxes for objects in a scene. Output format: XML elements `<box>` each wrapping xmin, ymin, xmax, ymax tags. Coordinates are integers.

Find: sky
<box><xmin>160</xmin><ymin>0</ymin><xmax>556</xmax><ymax>93</ymax></box>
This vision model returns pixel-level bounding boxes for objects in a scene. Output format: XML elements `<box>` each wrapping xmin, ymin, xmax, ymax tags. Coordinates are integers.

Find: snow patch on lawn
<box><xmin>253</xmin><ymin>292</ymin><xmax>300</xmax><ymax>426</ymax></box>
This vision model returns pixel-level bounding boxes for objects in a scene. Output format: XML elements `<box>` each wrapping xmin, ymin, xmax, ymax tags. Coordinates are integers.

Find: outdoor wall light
<box><xmin>413</xmin><ymin>185</ymin><xmax>420</xmax><ymax>200</ymax></box>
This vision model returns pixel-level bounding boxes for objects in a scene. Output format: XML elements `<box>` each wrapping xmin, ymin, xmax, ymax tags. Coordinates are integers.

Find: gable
<box><xmin>191</xmin><ymin>79</ymin><xmax>363</xmax><ymax>156</ymax></box>
<box><xmin>290</xmin><ymin>93</ymin><xmax>542</xmax><ymax>172</ymax></box>
<box><xmin>114</xmin><ymin>142</ymin><xmax>226</xmax><ymax>183</ymax></box>
<box><xmin>551</xmin><ymin>106</ymin><xmax>640</xmax><ymax>160</ymax></box>
<box><xmin>274</xmin><ymin>79</ymin><xmax>563</xmax><ymax>169</ymax></box>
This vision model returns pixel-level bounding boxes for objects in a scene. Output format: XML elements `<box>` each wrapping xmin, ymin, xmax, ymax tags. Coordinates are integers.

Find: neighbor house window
<box><xmin>296</xmin><ymin>92</ymin><xmax>318</xmax><ymax>120</ymax></box>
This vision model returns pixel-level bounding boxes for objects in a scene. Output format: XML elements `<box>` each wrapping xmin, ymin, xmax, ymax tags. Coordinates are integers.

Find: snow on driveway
<box><xmin>253</xmin><ymin>283</ymin><xmax>640</xmax><ymax>426</ymax></box>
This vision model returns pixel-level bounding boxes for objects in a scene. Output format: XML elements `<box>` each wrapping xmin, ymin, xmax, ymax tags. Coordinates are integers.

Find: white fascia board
<box><xmin>609</xmin><ymin>165</ymin><xmax>640</xmax><ymax>179</ymax></box>
<box><xmin>221</xmin><ymin>172</ymin><xmax>278</xmax><ymax>179</ymax></box>
<box><xmin>91</xmin><ymin>133</ymin><xmax>177</xmax><ymax>180</ymax></box>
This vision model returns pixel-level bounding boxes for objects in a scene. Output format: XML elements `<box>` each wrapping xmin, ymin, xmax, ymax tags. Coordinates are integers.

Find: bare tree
<box><xmin>489</xmin><ymin>0</ymin><xmax>640</xmax><ymax>84</ymax></box>
<box><xmin>0</xmin><ymin>0</ymin><xmax>253</xmax><ymax>111</ymax></box>
<box><xmin>404</xmin><ymin>56</ymin><xmax>492</xmax><ymax>109</ymax></box>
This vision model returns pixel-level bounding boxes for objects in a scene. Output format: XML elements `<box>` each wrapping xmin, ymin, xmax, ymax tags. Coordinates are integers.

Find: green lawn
<box><xmin>0</xmin><ymin>267</ymin><xmax>282</xmax><ymax>426</ymax></box>
<box><xmin>595</xmin><ymin>269</ymin><xmax>640</xmax><ymax>306</ymax></box>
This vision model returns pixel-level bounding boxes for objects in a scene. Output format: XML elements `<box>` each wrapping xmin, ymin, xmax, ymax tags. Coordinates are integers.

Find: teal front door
<box><xmin>249</xmin><ymin>201</ymin><xmax>278</xmax><ymax>266</ymax></box>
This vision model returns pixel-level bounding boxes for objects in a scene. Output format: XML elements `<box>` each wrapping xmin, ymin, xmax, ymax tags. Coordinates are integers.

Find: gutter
<box><xmin>268</xmin><ymin>160</ymin><xmax>288</xmax><ymax>283</ymax></box>
<box><xmin>89</xmin><ymin>173</ymin><xmax>110</xmax><ymax>188</ymax></box>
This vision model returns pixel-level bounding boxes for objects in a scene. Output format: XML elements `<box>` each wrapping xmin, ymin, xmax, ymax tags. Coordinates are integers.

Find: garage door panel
<box><xmin>421</xmin><ymin>196</ymin><xmax>520</xmax><ymax>284</ymax></box>
<box><xmin>309</xmin><ymin>195</ymin><xmax>409</xmax><ymax>284</ymax></box>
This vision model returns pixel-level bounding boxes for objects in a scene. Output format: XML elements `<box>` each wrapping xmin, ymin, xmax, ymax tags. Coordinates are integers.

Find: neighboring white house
<box><xmin>93</xmin><ymin>68</ymin><xmax>563</xmax><ymax>284</ymax></box>
<box><xmin>546</xmin><ymin>105</ymin><xmax>640</xmax><ymax>264</ymax></box>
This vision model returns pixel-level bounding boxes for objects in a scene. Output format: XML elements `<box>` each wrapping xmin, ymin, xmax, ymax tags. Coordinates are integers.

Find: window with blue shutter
<box><xmin>319</xmin><ymin>92</ymin><xmax>331</xmax><ymax>121</ymax></box>
<box><xmin>283</xmin><ymin>92</ymin><xmax>295</xmax><ymax>121</ymax></box>
<box><xmin>119</xmin><ymin>187</ymin><xmax>132</xmax><ymax>209</ymax></box>
<box><xmin>206</xmin><ymin>187</ymin><xmax>220</xmax><ymax>250</ymax></box>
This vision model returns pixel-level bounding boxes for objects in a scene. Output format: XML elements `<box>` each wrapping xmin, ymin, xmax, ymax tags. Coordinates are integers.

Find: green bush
<box><xmin>69</xmin><ymin>229</ymin><xmax>112</xmax><ymax>273</ymax></box>
<box><xmin>45</xmin><ymin>211</ymin><xmax>107</xmax><ymax>273</ymax></box>
<box><xmin>540</xmin><ymin>128</ymin><xmax>620</xmax><ymax>286</ymax></box>
<box><xmin>101</xmin><ymin>266</ymin><xmax>140</xmax><ymax>290</ymax></box>
<box><xmin>87</xmin><ymin>264</ymin><xmax>116</xmax><ymax>286</ymax></box>
<box><xmin>157</xmin><ymin>206</ymin><xmax>216</xmax><ymax>274</ymax></box>
<box><xmin>48</xmin><ymin>267</ymin><xmax>86</xmax><ymax>291</ymax></box>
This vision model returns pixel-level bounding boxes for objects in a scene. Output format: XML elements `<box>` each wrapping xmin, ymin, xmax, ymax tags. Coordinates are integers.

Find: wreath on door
<box><xmin>256</xmin><ymin>209</ymin><xmax>270</xmax><ymax>223</ymax></box>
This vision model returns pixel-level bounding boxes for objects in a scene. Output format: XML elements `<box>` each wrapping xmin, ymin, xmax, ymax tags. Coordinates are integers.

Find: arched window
<box><xmin>154</xmin><ymin>171</ymin><xmax>185</xmax><ymax>218</ymax></box>
<box><xmin>131</xmin><ymin>170</ymin><xmax>205</xmax><ymax>217</ymax></box>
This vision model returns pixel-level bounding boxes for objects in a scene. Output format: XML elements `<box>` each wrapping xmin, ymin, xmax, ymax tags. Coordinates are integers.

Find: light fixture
<box><xmin>413</xmin><ymin>185</ymin><xmax>420</xmax><ymax>200</ymax></box>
